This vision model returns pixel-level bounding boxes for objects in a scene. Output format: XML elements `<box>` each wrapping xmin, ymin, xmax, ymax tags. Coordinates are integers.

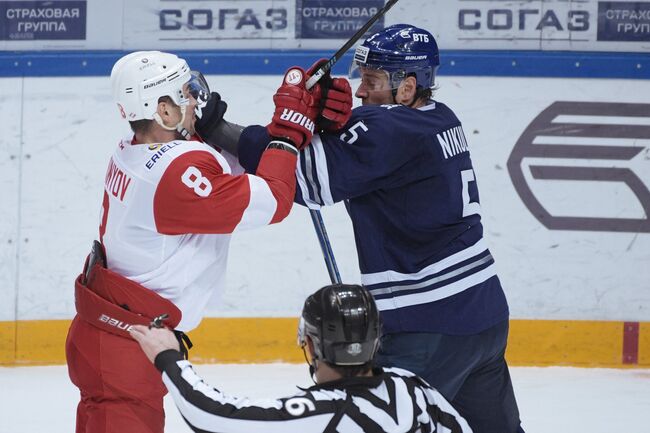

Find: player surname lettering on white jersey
<box><xmin>99</xmin><ymin>136</ymin><xmax>290</xmax><ymax>331</ymax></box>
<box><xmin>156</xmin><ymin>350</ymin><xmax>472</xmax><ymax>433</ymax></box>
<box><xmin>104</xmin><ymin>158</ymin><xmax>132</xmax><ymax>202</ymax></box>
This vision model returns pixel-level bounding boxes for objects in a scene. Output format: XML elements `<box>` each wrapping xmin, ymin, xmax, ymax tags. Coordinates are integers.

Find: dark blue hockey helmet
<box><xmin>349</xmin><ymin>24</ymin><xmax>440</xmax><ymax>91</ymax></box>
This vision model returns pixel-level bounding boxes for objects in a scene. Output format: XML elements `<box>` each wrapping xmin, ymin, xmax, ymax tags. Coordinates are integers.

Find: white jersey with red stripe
<box><xmin>99</xmin><ymin>136</ymin><xmax>293</xmax><ymax>331</ymax></box>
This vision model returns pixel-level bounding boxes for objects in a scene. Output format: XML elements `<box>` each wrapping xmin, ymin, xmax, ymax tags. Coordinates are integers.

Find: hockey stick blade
<box><xmin>305</xmin><ymin>0</ymin><xmax>400</xmax><ymax>90</ymax></box>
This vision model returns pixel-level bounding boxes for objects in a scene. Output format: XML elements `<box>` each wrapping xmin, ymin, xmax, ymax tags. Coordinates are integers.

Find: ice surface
<box><xmin>0</xmin><ymin>364</ymin><xmax>648</xmax><ymax>432</ymax></box>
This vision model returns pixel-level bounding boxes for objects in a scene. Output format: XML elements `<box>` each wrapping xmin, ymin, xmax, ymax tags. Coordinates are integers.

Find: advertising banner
<box><xmin>123</xmin><ymin>0</ymin><xmax>295</xmax><ymax>50</ymax></box>
<box><xmin>444</xmin><ymin>0</ymin><xmax>650</xmax><ymax>51</ymax></box>
<box><xmin>597</xmin><ymin>1</ymin><xmax>650</xmax><ymax>41</ymax></box>
<box><xmin>449</xmin><ymin>0</ymin><xmax>590</xmax><ymax>49</ymax></box>
<box><xmin>1</xmin><ymin>0</ymin><xmax>650</xmax><ymax>52</ymax></box>
<box><xmin>0</xmin><ymin>0</ymin><xmax>86</xmax><ymax>41</ymax></box>
<box><xmin>295</xmin><ymin>0</ymin><xmax>384</xmax><ymax>39</ymax></box>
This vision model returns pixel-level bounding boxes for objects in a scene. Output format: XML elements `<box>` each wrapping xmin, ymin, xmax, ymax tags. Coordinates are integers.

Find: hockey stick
<box><xmin>308</xmin><ymin>209</ymin><xmax>341</xmax><ymax>284</ymax></box>
<box><xmin>305</xmin><ymin>0</ymin><xmax>401</xmax><ymax>90</ymax></box>
<box><xmin>304</xmin><ymin>0</ymin><xmax>401</xmax><ymax>284</ymax></box>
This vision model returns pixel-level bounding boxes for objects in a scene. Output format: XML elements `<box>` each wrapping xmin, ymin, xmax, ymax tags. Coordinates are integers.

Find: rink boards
<box><xmin>1</xmin><ymin>318</ymin><xmax>649</xmax><ymax>367</ymax></box>
<box><xmin>1</xmin><ymin>72</ymin><xmax>649</xmax><ymax>367</ymax></box>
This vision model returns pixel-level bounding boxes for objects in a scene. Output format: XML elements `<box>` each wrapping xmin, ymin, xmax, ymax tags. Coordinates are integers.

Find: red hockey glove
<box><xmin>267</xmin><ymin>67</ymin><xmax>318</xmax><ymax>150</ymax></box>
<box><xmin>306</xmin><ymin>59</ymin><xmax>353</xmax><ymax>132</ymax></box>
<box><xmin>320</xmin><ymin>77</ymin><xmax>352</xmax><ymax>131</ymax></box>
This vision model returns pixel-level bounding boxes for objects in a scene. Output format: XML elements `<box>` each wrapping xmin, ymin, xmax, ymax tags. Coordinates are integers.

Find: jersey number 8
<box><xmin>181</xmin><ymin>166</ymin><xmax>213</xmax><ymax>197</ymax></box>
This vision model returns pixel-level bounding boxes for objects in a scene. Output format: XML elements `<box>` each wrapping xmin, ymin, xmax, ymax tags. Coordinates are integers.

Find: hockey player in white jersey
<box><xmin>130</xmin><ymin>284</ymin><xmax>473</xmax><ymax>433</ymax></box>
<box><xmin>65</xmin><ymin>51</ymin><xmax>320</xmax><ymax>433</ymax></box>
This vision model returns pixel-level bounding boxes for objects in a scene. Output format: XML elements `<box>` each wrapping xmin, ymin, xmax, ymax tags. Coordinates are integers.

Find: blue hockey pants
<box><xmin>376</xmin><ymin>319</ymin><xmax>524</xmax><ymax>433</ymax></box>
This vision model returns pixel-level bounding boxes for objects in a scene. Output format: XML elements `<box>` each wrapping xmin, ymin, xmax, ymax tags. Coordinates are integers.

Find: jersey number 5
<box><xmin>461</xmin><ymin>169</ymin><xmax>481</xmax><ymax>217</ymax></box>
<box><xmin>340</xmin><ymin>121</ymin><xmax>368</xmax><ymax>144</ymax></box>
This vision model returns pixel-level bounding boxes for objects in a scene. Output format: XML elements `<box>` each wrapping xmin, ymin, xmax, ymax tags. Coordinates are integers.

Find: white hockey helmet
<box><xmin>111</xmin><ymin>51</ymin><xmax>194</xmax><ymax>121</ymax></box>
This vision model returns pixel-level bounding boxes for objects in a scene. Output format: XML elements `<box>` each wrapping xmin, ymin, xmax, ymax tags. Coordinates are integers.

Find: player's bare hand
<box><xmin>129</xmin><ymin>324</ymin><xmax>180</xmax><ymax>364</ymax></box>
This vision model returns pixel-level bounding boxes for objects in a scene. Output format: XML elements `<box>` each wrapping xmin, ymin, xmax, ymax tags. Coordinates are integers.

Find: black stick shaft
<box><xmin>309</xmin><ymin>209</ymin><xmax>342</xmax><ymax>284</ymax></box>
<box><xmin>305</xmin><ymin>0</ymin><xmax>400</xmax><ymax>284</ymax></box>
<box><xmin>305</xmin><ymin>0</ymin><xmax>400</xmax><ymax>90</ymax></box>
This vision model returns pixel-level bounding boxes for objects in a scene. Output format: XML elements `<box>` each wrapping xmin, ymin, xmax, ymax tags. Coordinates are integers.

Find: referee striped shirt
<box><xmin>155</xmin><ymin>350</ymin><xmax>472</xmax><ymax>433</ymax></box>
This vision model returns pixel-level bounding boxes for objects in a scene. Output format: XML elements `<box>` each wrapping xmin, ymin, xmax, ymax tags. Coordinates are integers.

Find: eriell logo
<box><xmin>99</xmin><ymin>314</ymin><xmax>133</xmax><ymax>332</ymax></box>
<box><xmin>507</xmin><ymin>101</ymin><xmax>650</xmax><ymax>233</ymax></box>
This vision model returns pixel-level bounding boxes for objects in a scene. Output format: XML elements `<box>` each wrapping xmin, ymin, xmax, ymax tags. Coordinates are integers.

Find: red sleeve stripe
<box><xmin>254</xmin><ymin>149</ymin><xmax>297</xmax><ymax>224</ymax></box>
<box><xmin>154</xmin><ymin>148</ymin><xmax>296</xmax><ymax>235</ymax></box>
<box><xmin>154</xmin><ymin>150</ymin><xmax>248</xmax><ymax>235</ymax></box>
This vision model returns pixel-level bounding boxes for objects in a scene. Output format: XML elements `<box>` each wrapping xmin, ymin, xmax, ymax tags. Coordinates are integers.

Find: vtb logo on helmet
<box><xmin>349</xmin><ymin>24</ymin><xmax>440</xmax><ymax>91</ymax></box>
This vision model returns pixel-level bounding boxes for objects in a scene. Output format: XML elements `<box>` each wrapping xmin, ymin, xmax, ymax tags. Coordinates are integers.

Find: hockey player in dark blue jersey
<box><xmin>198</xmin><ymin>23</ymin><xmax>524</xmax><ymax>433</ymax></box>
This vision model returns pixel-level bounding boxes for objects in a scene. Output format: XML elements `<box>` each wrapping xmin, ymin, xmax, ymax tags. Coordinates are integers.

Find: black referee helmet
<box><xmin>298</xmin><ymin>284</ymin><xmax>381</xmax><ymax>366</ymax></box>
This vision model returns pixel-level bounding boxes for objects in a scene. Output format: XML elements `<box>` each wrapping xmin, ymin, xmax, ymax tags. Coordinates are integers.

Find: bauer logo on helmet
<box><xmin>144</xmin><ymin>77</ymin><xmax>168</xmax><ymax>89</ymax></box>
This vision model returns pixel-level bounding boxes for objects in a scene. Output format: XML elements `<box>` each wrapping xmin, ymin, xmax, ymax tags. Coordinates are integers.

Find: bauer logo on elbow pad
<box><xmin>280</xmin><ymin>108</ymin><xmax>315</xmax><ymax>133</ymax></box>
<box><xmin>285</xmin><ymin>69</ymin><xmax>304</xmax><ymax>85</ymax></box>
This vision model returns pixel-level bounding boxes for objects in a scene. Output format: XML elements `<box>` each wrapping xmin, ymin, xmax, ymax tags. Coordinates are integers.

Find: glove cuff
<box><xmin>266</xmin><ymin>139</ymin><xmax>298</xmax><ymax>156</ymax></box>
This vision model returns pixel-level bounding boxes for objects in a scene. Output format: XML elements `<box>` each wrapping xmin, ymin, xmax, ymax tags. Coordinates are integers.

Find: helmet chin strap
<box><xmin>153</xmin><ymin>105</ymin><xmax>192</xmax><ymax>140</ymax></box>
<box><xmin>301</xmin><ymin>346</ymin><xmax>318</xmax><ymax>385</ymax></box>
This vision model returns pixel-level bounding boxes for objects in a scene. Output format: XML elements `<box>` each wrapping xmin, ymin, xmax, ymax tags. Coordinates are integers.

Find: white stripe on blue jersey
<box><xmin>368</xmin><ymin>254</ymin><xmax>493</xmax><ymax>296</ymax></box>
<box><xmin>361</xmin><ymin>238</ymin><xmax>491</xmax><ymax>286</ymax></box>
<box><xmin>373</xmin><ymin>263</ymin><xmax>497</xmax><ymax>311</ymax></box>
<box><xmin>310</xmin><ymin>135</ymin><xmax>335</xmax><ymax>205</ymax></box>
<box><xmin>296</xmin><ymin>135</ymin><xmax>334</xmax><ymax>209</ymax></box>
<box><xmin>360</xmin><ymin>238</ymin><xmax>497</xmax><ymax>310</ymax></box>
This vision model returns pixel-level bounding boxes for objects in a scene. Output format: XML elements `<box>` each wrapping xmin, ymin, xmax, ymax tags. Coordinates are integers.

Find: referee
<box><xmin>130</xmin><ymin>284</ymin><xmax>472</xmax><ymax>433</ymax></box>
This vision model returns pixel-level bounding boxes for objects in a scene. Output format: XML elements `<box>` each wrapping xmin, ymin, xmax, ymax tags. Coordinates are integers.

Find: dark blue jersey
<box><xmin>239</xmin><ymin>101</ymin><xmax>509</xmax><ymax>335</ymax></box>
